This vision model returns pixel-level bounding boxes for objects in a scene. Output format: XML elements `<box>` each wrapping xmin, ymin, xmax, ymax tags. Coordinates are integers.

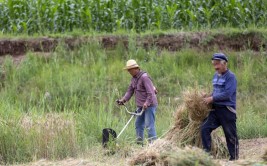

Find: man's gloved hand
<box><xmin>116</xmin><ymin>99</ymin><xmax>125</xmax><ymax>105</ymax></box>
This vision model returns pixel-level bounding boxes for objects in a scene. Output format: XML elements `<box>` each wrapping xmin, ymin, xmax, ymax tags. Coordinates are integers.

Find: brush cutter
<box><xmin>102</xmin><ymin>101</ymin><xmax>144</xmax><ymax>148</ymax></box>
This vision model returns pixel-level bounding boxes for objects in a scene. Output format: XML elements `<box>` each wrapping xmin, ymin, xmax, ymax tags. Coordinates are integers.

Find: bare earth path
<box><xmin>219</xmin><ymin>138</ymin><xmax>267</xmax><ymax>166</ymax></box>
<box><xmin>14</xmin><ymin>137</ymin><xmax>267</xmax><ymax>166</ymax></box>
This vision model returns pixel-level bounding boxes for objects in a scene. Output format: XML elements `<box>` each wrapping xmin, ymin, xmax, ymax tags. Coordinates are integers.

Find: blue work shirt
<box><xmin>212</xmin><ymin>69</ymin><xmax>237</xmax><ymax>109</ymax></box>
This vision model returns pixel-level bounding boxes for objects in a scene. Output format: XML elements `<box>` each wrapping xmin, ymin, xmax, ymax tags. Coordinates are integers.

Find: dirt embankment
<box><xmin>0</xmin><ymin>31</ymin><xmax>266</xmax><ymax>56</ymax></box>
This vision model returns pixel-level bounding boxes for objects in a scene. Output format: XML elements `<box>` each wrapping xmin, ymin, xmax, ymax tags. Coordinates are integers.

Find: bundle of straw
<box><xmin>128</xmin><ymin>139</ymin><xmax>219</xmax><ymax>166</ymax></box>
<box><xmin>165</xmin><ymin>104</ymin><xmax>189</xmax><ymax>140</ymax></box>
<box><xmin>165</xmin><ymin>88</ymin><xmax>228</xmax><ymax>158</ymax></box>
<box><xmin>159</xmin><ymin>146</ymin><xmax>219</xmax><ymax>166</ymax></box>
<box><xmin>183</xmin><ymin>89</ymin><xmax>212</xmax><ymax>122</ymax></box>
<box><xmin>129</xmin><ymin>88</ymin><xmax>228</xmax><ymax>165</ymax></box>
<box><xmin>173</xmin><ymin>104</ymin><xmax>189</xmax><ymax>129</ymax></box>
<box><xmin>128</xmin><ymin>139</ymin><xmax>179</xmax><ymax>166</ymax></box>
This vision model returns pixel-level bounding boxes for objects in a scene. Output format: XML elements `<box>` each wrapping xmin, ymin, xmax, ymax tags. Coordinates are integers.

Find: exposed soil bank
<box><xmin>0</xmin><ymin>31</ymin><xmax>266</xmax><ymax>56</ymax></box>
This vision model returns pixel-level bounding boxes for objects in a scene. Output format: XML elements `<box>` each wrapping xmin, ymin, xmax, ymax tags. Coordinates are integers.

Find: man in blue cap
<box><xmin>202</xmin><ymin>53</ymin><xmax>239</xmax><ymax>161</ymax></box>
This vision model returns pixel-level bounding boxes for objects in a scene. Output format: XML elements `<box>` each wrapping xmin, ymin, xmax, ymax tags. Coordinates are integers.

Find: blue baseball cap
<box><xmin>212</xmin><ymin>53</ymin><xmax>228</xmax><ymax>62</ymax></box>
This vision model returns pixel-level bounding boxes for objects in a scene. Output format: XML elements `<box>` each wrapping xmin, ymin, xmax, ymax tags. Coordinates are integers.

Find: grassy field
<box><xmin>1</xmin><ymin>0</ymin><xmax>267</xmax><ymax>165</ymax></box>
<box><xmin>0</xmin><ymin>38</ymin><xmax>266</xmax><ymax>164</ymax></box>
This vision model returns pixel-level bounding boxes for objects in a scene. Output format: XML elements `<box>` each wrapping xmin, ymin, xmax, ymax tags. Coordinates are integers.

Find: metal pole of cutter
<box><xmin>117</xmin><ymin>114</ymin><xmax>135</xmax><ymax>139</ymax></box>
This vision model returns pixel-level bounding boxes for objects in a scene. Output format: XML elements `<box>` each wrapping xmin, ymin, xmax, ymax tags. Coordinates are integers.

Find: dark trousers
<box><xmin>201</xmin><ymin>106</ymin><xmax>239</xmax><ymax>159</ymax></box>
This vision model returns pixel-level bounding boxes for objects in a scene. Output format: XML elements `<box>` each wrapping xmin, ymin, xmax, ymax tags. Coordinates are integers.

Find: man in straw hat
<box><xmin>202</xmin><ymin>53</ymin><xmax>239</xmax><ymax>161</ymax></box>
<box><xmin>117</xmin><ymin>59</ymin><xmax>158</xmax><ymax>144</ymax></box>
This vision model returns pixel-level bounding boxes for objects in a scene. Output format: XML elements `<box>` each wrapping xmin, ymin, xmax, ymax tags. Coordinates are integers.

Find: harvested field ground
<box><xmin>14</xmin><ymin>138</ymin><xmax>267</xmax><ymax>166</ymax></box>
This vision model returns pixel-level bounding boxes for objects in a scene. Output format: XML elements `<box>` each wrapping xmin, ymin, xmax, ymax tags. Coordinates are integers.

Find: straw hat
<box><xmin>124</xmin><ymin>59</ymin><xmax>139</xmax><ymax>70</ymax></box>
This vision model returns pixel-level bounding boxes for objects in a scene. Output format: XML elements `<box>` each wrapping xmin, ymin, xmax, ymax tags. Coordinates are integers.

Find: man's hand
<box><xmin>203</xmin><ymin>96</ymin><xmax>213</xmax><ymax>105</ymax></box>
<box><xmin>153</xmin><ymin>86</ymin><xmax>158</xmax><ymax>94</ymax></box>
<box><xmin>201</xmin><ymin>92</ymin><xmax>212</xmax><ymax>98</ymax></box>
<box><xmin>143</xmin><ymin>103</ymin><xmax>148</xmax><ymax>109</ymax></box>
<box><xmin>116</xmin><ymin>99</ymin><xmax>125</xmax><ymax>105</ymax></box>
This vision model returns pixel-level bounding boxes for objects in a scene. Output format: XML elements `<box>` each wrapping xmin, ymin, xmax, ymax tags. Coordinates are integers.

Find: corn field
<box><xmin>0</xmin><ymin>0</ymin><xmax>267</xmax><ymax>34</ymax></box>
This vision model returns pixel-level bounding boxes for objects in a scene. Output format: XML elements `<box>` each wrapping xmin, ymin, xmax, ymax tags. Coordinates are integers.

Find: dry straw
<box><xmin>20</xmin><ymin>113</ymin><xmax>77</xmax><ymax>159</ymax></box>
<box><xmin>183</xmin><ymin>89</ymin><xmax>211</xmax><ymax>122</ymax></box>
<box><xmin>128</xmin><ymin>139</ymin><xmax>219</xmax><ymax>166</ymax></box>
<box><xmin>129</xmin><ymin>87</ymin><xmax>228</xmax><ymax>165</ymax></box>
<box><xmin>128</xmin><ymin>139</ymin><xmax>179</xmax><ymax>165</ymax></box>
<box><xmin>166</xmin><ymin>88</ymin><xmax>228</xmax><ymax>158</ymax></box>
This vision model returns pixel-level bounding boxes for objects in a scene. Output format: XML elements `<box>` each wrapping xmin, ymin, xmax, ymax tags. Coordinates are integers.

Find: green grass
<box><xmin>1</xmin><ymin>26</ymin><xmax>267</xmax><ymax>39</ymax></box>
<box><xmin>0</xmin><ymin>39</ymin><xmax>266</xmax><ymax>164</ymax></box>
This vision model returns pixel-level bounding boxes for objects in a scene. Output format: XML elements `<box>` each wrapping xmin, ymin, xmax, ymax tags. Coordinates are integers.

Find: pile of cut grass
<box><xmin>128</xmin><ymin>88</ymin><xmax>228</xmax><ymax>165</ymax></box>
<box><xmin>128</xmin><ymin>139</ymin><xmax>219</xmax><ymax>166</ymax></box>
<box><xmin>165</xmin><ymin>88</ymin><xmax>228</xmax><ymax>158</ymax></box>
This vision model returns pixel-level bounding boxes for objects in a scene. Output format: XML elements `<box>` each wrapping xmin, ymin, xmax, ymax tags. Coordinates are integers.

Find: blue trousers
<box><xmin>201</xmin><ymin>106</ymin><xmax>239</xmax><ymax>160</ymax></box>
<box><xmin>135</xmin><ymin>106</ymin><xmax>157</xmax><ymax>142</ymax></box>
